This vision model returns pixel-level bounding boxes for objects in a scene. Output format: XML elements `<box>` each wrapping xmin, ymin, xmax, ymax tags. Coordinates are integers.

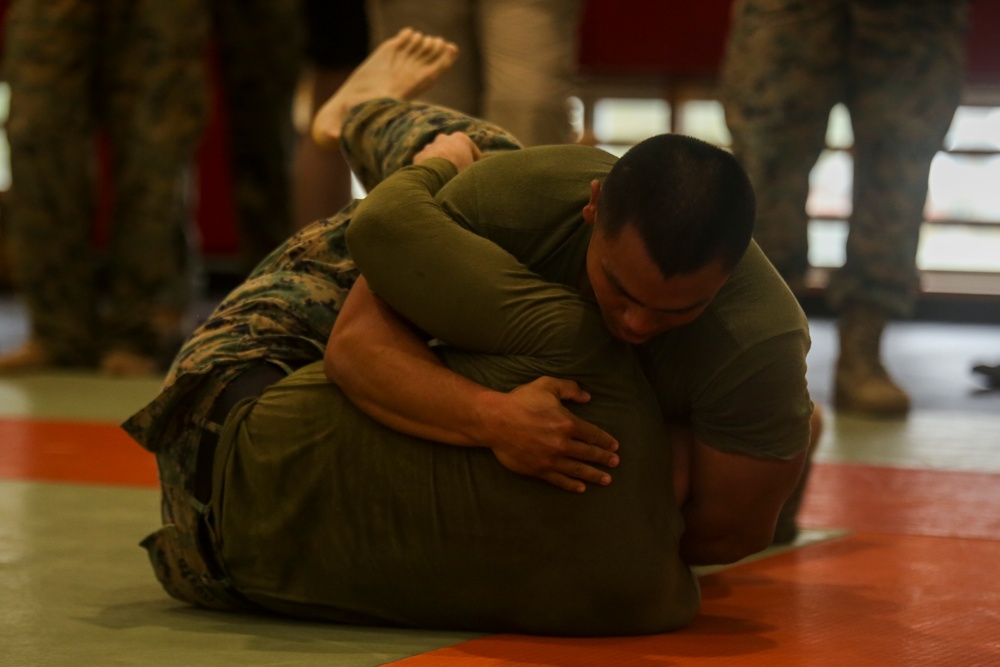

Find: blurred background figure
<box><xmin>365</xmin><ymin>0</ymin><xmax>582</xmax><ymax>146</ymax></box>
<box><xmin>0</xmin><ymin>0</ymin><xmax>209</xmax><ymax>375</ymax></box>
<box><xmin>721</xmin><ymin>0</ymin><xmax>969</xmax><ymax>417</ymax></box>
<box><xmin>292</xmin><ymin>0</ymin><xmax>369</xmax><ymax>228</ymax></box>
<box><xmin>209</xmin><ymin>0</ymin><xmax>303</xmax><ymax>270</ymax></box>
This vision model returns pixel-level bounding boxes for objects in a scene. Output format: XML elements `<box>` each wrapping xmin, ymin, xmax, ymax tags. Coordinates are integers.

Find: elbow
<box><xmin>323</xmin><ymin>350</ymin><xmax>340</xmax><ymax>384</ymax></box>
<box><xmin>323</xmin><ymin>333</ymin><xmax>349</xmax><ymax>384</ymax></box>
<box><xmin>344</xmin><ymin>207</ymin><xmax>389</xmax><ymax>276</ymax></box>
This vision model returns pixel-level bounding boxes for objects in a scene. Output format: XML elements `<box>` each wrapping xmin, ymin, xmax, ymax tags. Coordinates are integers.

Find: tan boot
<box><xmin>834</xmin><ymin>303</ymin><xmax>910</xmax><ymax>417</ymax></box>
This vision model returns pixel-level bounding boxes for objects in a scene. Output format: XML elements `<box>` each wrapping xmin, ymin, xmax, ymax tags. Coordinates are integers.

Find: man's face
<box><xmin>584</xmin><ymin>222</ymin><xmax>731</xmax><ymax>344</ymax></box>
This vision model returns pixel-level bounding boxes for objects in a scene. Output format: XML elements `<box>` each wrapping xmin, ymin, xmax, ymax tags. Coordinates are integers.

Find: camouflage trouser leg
<box><xmin>721</xmin><ymin>0</ymin><xmax>850</xmax><ymax>289</ymax></box>
<box><xmin>722</xmin><ymin>0</ymin><xmax>968</xmax><ymax>315</ymax></box>
<box><xmin>340</xmin><ymin>98</ymin><xmax>523</xmax><ymax>193</ymax></box>
<box><xmin>4</xmin><ymin>0</ymin><xmax>103</xmax><ymax>363</ymax></box>
<box><xmin>249</xmin><ymin>97</ymin><xmax>522</xmax><ymax>327</ymax></box>
<box><xmin>3</xmin><ymin>0</ymin><xmax>209</xmax><ymax>361</ymax></box>
<box><xmin>827</xmin><ymin>0</ymin><xmax>967</xmax><ymax>317</ymax></box>
<box><xmin>102</xmin><ymin>0</ymin><xmax>210</xmax><ymax>356</ymax></box>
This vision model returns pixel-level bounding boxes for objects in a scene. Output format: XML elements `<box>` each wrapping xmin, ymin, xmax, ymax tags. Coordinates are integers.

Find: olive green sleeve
<box><xmin>347</xmin><ymin>157</ymin><xmax>589</xmax><ymax>359</ymax></box>
<box><xmin>691</xmin><ymin>331</ymin><xmax>813</xmax><ymax>461</ymax></box>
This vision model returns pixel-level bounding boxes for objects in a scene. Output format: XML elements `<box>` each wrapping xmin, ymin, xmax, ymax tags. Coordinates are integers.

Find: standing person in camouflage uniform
<box><xmin>0</xmin><ymin>0</ymin><xmax>209</xmax><ymax>375</ymax></box>
<box><xmin>721</xmin><ymin>0</ymin><xmax>969</xmax><ymax>416</ymax></box>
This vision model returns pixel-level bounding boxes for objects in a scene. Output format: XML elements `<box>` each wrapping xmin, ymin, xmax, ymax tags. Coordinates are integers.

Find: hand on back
<box><xmin>413</xmin><ymin>132</ymin><xmax>482</xmax><ymax>173</ymax></box>
<box><xmin>482</xmin><ymin>377</ymin><xmax>620</xmax><ymax>493</ymax></box>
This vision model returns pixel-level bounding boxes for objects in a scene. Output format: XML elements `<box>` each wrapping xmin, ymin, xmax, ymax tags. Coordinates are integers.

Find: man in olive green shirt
<box><xmin>126</xmin><ymin>29</ymin><xmax>813</xmax><ymax>635</ymax></box>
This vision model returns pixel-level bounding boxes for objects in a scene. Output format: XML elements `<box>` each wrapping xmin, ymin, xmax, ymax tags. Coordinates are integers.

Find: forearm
<box><xmin>325</xmin><ymin>278</ymin><xmax>502</xmax><ymax>447</ymax></box>
<box><xmin>326</xmin><ymin>278</ymin><xmax>620</xmax><ymax>492</ymax></box>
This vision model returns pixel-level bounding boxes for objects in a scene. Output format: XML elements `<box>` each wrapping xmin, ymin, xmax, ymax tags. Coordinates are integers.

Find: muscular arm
<box><xmin>673</xmin><ymin>430</ymin><xmax>808</xmax><ymax>566</ymax></box>
<box><xmin>326</xmin><ymin>278</ymin><xmax>620</xmax><ymax>493</ymax></box>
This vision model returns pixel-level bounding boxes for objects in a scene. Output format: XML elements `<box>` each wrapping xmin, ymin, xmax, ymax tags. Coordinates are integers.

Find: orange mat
<box><xmin>800</xmin><ymin>462</ymin><xmax>1000</xmax><ymax>540</ymax></box>
<box><xmin>390</xmin><ymin>532</ymin><xmax>1000</xmax><ymax>666</ymax></box>
<box><xmin>3</xmin><ymin>418</ymin><xmax>999</xmax><ymax>664</ymax></box>
<box><xmin>0</xmin><ymin>418</ymin><xmax>158</xmax><ymax>487</ymax></box>
<box><xmin>390</xmin><ymin>463</ymin><xmax>1000</xmax><ymax>666</ymax></box>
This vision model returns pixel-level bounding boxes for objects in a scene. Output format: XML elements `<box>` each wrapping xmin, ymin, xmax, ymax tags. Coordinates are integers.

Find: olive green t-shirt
<box><xmin>218</xmin><ymin>161</ymin><xmax>701</xmax><ymax>634</ymax></box>
<box><xmin>348</xmin><ymin>146</ymin><xmax>813</xmax><ymax>462</ymax></box>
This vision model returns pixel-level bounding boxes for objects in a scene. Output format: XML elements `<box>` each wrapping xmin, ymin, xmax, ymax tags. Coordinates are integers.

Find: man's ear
<box><xmin>582</xmin><ymin>179</ymin><xmax>601</xmax><ymax>226</ymax></box>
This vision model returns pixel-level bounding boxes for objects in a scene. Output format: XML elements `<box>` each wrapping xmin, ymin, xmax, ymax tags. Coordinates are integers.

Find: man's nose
<box><xmin>622</xmin><ymin>306</ymin><xmax>661</xmax><ymax>339</ymax></box>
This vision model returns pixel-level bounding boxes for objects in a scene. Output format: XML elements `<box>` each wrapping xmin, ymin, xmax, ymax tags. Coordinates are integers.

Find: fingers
<box><xmin>541</xmin><ymin>376</ymin><xmax>590</xmax><ymax>404</ymax></box>
<box><xmin>571</xmin><ymin>414</ymin><xmax>619</xmax><ymax>452</ymax></box>
<box><xmin>543</xmin><ymin>472</ymin><xmax>587</xmax><ymax>494</ymax></box>
<box><xmin>543</xmin><ymin>458</ymin><xmax>612</xmax><ymax>494</ymax></box>
<box><xmin>542</xmin><ymin>443</ymin><xmax>618</xmax><ymax>492</ymax></box>
<box><xmin>413</xmin><ymin>133</ymin><xmax>480</xmax><ymax>170</ymax></box>
<box><xmin>565</xmin><ymin>438</ymin><xmax>619</xmax><ymax>468</ymax></box>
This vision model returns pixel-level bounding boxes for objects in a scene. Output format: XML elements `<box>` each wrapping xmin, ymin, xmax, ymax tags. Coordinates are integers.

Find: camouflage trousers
<box><xmin>720</xmin><ymin>0</ymin><xmax>968</xmax><ymax>317</ymax></box>
<box><xmin>3</xmin><ymin>0</ymin><xmax>210</xmax><ymax>363</ymax></box>
<box><xmin>141</xmin><ymin>98</ymin><xmax>520</xmax><ymax>610</ymax></box>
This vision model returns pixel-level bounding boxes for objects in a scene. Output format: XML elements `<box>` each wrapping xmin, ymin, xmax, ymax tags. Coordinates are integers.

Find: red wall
<box><xmin>578</xmin><ymin>0</ymin><xmax>1000</xmax><ymax>79</ymax></box>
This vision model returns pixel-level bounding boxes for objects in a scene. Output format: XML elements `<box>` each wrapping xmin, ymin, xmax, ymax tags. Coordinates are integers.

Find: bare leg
<box><xmin>311</xmin><ymin>28</ymin><xmax>459</xmax><ymax>150</ymax></box>
<box><xmin>293</xmin><ymin>67</ymin><xmax>356</xmax><ymax>228</ymax></box>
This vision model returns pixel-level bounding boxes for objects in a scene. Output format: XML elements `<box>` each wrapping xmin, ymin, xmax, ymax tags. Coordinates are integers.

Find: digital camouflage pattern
<box><xmin>122</xmin><ymin>98</ymin><xmax>520</xmax><ymax>608</ymax></box>
<box><xmin>4</xmin><ymin>0</ymin><xmax>210</xmax><ymax>363</ymax></box>
<box><xmin>720</xmin><ymin>0</ymin><xmax>968</xmax><ymax>317</ymax></box>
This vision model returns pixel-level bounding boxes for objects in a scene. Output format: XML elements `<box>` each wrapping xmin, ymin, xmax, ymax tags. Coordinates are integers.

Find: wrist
<box><xmin>468</xmin><ymin>387</ymin><xmax>511</xmax><ymax>450</ymax></box>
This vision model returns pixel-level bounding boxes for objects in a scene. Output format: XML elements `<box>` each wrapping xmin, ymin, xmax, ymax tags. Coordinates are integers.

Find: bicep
<box><xmin>348</xmin><ymin>166</ymin><xmax>587</xmax><ymax>358</ymax></box>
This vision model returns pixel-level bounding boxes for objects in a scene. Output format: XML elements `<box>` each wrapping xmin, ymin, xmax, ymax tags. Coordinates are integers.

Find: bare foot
<box><xmin>0</xmin><ymin>339</ymin><xmax>54</xmax><ymax>374</ymax></box>
<box><xmin>312</xmin><ymin>28</ymin><xmax>459</xmax><ymax>150</ymax></box>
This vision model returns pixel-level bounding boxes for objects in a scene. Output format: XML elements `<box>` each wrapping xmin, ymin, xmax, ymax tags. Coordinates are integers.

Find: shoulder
<box><xmin>641</xmin><ymin>242</ymin><xmax>812</xmax><ymax>458</ymax></box>
<box><xmin>706</xmin><ymin>241</ymin><xmax>810</xmax><ymax>350</ymax></box>
<box><xmin>451</xmin><ymin>144</ymin><xmax>618</xmax><ymax>189</ymax></box>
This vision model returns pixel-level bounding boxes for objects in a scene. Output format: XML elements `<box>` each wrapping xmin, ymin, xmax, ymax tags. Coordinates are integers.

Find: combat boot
<box><xmin>834</xmin><ymin>303</ymin><xmax>910</xmax><ymax>416</ymax></box>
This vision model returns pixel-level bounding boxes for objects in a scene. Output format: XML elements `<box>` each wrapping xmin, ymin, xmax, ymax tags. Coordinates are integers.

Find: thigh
<box><xmin>722</xmin><ymin>0</ymin><xmax>847</xmax><ymax>149</ymax></box>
